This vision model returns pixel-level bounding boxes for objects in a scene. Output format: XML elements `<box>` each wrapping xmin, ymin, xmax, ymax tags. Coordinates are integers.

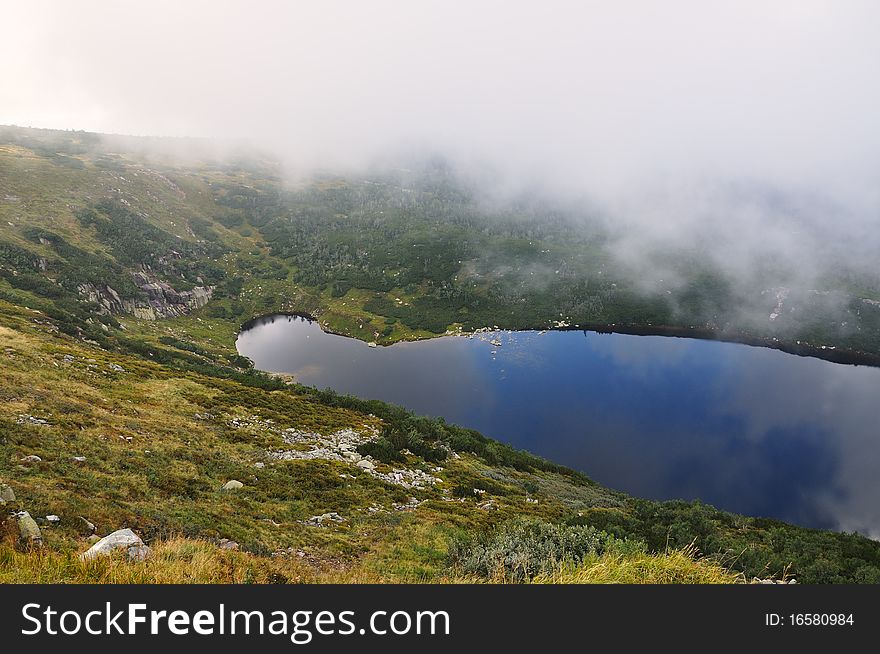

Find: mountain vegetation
<box><xmin>2</xmin><ymin>126</ymin><xmax>880</xmax><ymax>583</ymax></box>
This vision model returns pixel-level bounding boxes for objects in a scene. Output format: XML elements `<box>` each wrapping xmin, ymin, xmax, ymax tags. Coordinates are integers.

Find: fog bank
<box><xmin>3</xmin><ymin>1</ymin><xmax>879</xmax><ymax>274</ymax></box>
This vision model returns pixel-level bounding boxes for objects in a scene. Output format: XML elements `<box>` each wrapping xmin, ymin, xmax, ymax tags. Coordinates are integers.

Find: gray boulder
<box><xmin>80</xmin><ymin>528</ymin><xmax>152</xmax><ymax>562</ymax></box>
<box><xmin>0</xmin><ymin>483</ymin><xmax>14</xmax><ymax>503</ymax></box>
<box><xmin>221</xmin><ymin>480</ymin><xmax>244</xmax><ymax>491</ymax></box>
<box><xmin>17</xmin><ymin>512</ymin><xmax>42</xmax><ymax>549</ymax></box>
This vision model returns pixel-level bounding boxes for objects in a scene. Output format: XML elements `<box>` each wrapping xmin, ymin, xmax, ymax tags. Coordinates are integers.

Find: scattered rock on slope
<box><xmin>305</xmin><ymin>512</ymin><xmax>344</xmax><ymax>526</ymax></box>
<box><xmin>221</xmin><ymin>480</ymin><xmax>244</xmax><ymax>491</ymax></box>
<box><xmin>80</xmin><ymin>528</ymin><xmax>152</xmax><ymax>562</ymax></box>
<box><xmin>0</xmin><ymin>483</ymin><xmax>15</xmax><ymax>503</ymax></box>
<box><xmin>16</xmin><ymin>512</ymin><xmax>42</xmax><ymax>550</ymax></box>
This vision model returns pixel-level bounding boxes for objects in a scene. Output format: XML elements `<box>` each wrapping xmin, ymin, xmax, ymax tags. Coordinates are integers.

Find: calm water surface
<box><xmin>237</xmin><ymin>314</ymin><xmax>880</xmax><ymax>537</ymax></box>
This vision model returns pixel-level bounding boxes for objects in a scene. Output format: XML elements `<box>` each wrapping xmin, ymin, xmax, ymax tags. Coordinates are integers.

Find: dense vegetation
<box><xmin>2</xmin><ymin>125</ymin><xmax>880</xmax><ymax>584</ymax></box>
<box><xmin>238</xmin><ymin>163</ymin><xmax>880</xmax><ymax>357</ymax></box>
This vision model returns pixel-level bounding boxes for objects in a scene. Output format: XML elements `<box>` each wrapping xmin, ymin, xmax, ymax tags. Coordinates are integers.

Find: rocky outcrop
<box><xmin>129</xmin><ymin>272</ymin><xmax>213</xmax><ymax>318</ymax></box>
<box><xmin>80</xmin><ymin>528</ymin><xmax>152</xmax><ymax>562</ymax></box>
<box><xmin>304</xmin><ymin>512</ymin><xmax>344</xmax><ymax>526</ymax></box>
<box><xmin>266</xmin><ymin>427</ymin><xmax>442</xmax><ymax>490</ymax></box>
<box><xmin>77</xmin><ymin>271</ymin><xmax>213</xmax><ymax>321</ymax></box>
<box><xmin>77</xmin><ymin>282</ymin><xmax>126</xmax><ymax>314</ymax></box>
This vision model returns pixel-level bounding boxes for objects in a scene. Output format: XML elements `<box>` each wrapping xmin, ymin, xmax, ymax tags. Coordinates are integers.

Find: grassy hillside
<box><xmin>3</xmin><ymin>125</ymin><xmax>880</xmax><ymax>364</ymax></box>
<box><xmin>2</xmin><ymin>125</ymin><xmax>880</xmax><ymax>584</ymax></box>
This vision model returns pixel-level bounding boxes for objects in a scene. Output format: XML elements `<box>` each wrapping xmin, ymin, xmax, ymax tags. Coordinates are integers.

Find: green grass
<box><xmin>0</xmin><ymin>538</ymin><xmax>738</xmax><ymax>584</ymax></box>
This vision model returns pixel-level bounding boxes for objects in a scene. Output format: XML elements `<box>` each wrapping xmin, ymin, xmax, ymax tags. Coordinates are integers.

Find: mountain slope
<box><xmin>2</xmin><ymin>126</ymin><xmax>880</xmax><ymax>583</ymax></box>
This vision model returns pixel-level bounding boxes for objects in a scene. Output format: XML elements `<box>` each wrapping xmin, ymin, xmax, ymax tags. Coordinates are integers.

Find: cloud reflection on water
<box><xmin>237</xmin><ymin>316</ymin><xmax>880</xmax><ymax>537</ymax></box>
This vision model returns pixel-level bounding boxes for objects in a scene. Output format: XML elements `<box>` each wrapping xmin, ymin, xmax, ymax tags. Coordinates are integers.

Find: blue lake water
<box><xmin>236</xmin><ymin>314</ymin><xmax>880</xmax><ymax>537</ymax></box>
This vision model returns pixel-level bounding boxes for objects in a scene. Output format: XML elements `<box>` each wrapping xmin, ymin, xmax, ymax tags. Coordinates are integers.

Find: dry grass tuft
<box><xmin>0</xmin><ymin>538</ymin><xmax>312</xmax><ymax>584</ymax></box>
<box><xmin>532</xmin><ymin>545</ymin><xmax>743</xmax><ymax>584</ymax></box>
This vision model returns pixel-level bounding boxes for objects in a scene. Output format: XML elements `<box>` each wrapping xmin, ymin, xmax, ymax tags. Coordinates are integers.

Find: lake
<box><xmin>236</xmin><ymin>314</ymin><xmax>880</xmax><ymax>537</ymax></box>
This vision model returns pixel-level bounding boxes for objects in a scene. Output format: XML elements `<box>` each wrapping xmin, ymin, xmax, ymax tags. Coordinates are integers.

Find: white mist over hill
<box><xmin>3</xmin><ymin>1</ymin><xmax>879</xmax><ymax>283</ymax></box>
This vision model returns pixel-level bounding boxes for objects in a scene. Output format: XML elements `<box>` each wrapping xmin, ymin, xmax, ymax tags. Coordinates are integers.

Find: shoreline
<box><xmin>237</xmin><ymin>311</ymin><xmax>880</xmax><ymax>369</ymax></box>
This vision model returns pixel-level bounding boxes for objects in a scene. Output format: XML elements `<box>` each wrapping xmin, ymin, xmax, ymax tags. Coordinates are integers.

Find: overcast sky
<box><xmin>2</xmin><ymin>1</ymin><xmax>879</xmax><ymax>213</ymax></box>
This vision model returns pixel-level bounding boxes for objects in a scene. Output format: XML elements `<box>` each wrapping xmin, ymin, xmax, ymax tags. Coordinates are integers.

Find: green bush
<box><xmin>357</xmin><ymin>438</ymin><xmax>405</xmax><ymax>464</ymax></box>
<box><xmin>448</xmin><ymin>518</ymin><xmax>642</xmax><ymax>582</ymax></box>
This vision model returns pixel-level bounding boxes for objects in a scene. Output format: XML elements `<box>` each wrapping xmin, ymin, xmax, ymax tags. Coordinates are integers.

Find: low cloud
<box><xmin>2</xmin><ymin>1</ymin><xmax>879</xmax><ymax>289</ymax></box>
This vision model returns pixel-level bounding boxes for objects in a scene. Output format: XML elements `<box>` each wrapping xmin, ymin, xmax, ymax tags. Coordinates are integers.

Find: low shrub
<box><xmin>447</xmin><ymin>518</ymin><xmax>643</xmax><ymax>582</ymax></box>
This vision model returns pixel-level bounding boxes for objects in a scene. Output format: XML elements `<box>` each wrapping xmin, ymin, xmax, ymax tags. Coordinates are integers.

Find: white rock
<box><xmin>80</xmin><ymin>528</ymin><xmax>149</xmax><ymax>561</ymax></box>
<box><xmin>306</xmin><ymin>512</ymin><xmax>344</xmax><ymax>526</ymax></box>
<box><xmin>222</xmin><ymin>480</ymin><xmax>244</xmax><ymax>491</ymax></box>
